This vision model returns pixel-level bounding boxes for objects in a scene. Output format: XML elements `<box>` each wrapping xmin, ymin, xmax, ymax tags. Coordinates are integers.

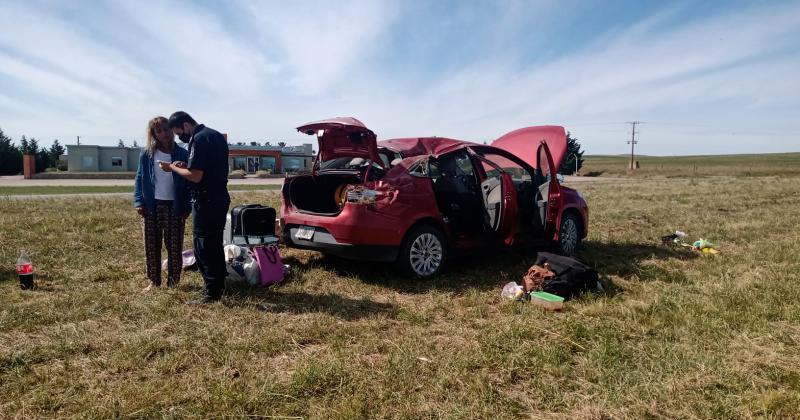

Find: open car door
<box><xmin>470</xmin><ymin>151</ymin><xmax>519</xmax><ymax>245</ymax></box>
<box><xmin>536</xmin><ymin>140</ymin><xmax>561</xmax><ymax>236</ymax></box>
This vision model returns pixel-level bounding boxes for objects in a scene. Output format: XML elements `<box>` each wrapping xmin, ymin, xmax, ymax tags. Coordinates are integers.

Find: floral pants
<box><xmin>142</xmin><ymin>200</ymin><xmax>185</xmax><ymax>287</ymax></box>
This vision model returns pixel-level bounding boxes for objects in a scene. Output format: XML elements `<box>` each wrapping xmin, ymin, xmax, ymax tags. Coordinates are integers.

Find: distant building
<box><xmin>63</xmin><ymin>145</ymin><xmax>140</xmax><ymax>172</ymax></box>
<box><xmin>64</xmin><ymin>142</ymin><xmax>315</xmax><ymax>174</ymax></box>
<box><xmin>280</xmin><ymin>144</ymin><xmax>314</xmax><ymax>173</ymax></box>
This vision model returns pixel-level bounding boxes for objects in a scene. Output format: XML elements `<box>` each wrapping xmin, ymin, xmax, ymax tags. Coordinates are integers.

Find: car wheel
<box><xmin>556</xmin><ymin>212</ymin><xmax>581</xmax><ymax>256</ymax></box>
<box><xmin>399</xmin><ymin>225</ymin><xmax>447</xmax><ymax>277</ymax></box>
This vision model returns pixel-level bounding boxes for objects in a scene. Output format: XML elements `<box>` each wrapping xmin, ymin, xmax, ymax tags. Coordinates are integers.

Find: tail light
<box><xmin>346</xmin><ymin>186</ymin><xmax>379</xmax><ymax>205</ymax></box>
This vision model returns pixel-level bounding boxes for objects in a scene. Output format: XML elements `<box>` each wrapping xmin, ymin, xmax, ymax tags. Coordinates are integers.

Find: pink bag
<box><xmin>253</xmin><ymin>245</ymin><xmax>284</xmax><ymax>286</ymax></box>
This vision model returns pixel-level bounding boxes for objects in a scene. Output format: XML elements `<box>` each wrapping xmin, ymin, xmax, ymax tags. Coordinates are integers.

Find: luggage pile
<box><xmin>223</xmin><ymin>204</ymin><xmax>286</xmax><ymax>286</ymax></box>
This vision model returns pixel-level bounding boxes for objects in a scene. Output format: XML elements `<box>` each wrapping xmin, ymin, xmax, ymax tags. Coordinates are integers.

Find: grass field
<box><xmin>1</xmin><ymin>173</ymin><xmax>800</xmax><ymax>418</ymax></box>
<box><xmin>0</xmin><ymin>184</ymin><xmax>280</xmax><ymax>196</ymax></box>
<box><xmin>581</xmin><ymin>152</ymin><xmax>800</xmax><ymax>178</ymax></box>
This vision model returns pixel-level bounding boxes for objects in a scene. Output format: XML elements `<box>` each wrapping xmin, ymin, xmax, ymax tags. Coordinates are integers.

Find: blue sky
<box><xmin>0</xmin><ymin>0</ymin><xmax>798</xmax><ymax>155</ymax></box>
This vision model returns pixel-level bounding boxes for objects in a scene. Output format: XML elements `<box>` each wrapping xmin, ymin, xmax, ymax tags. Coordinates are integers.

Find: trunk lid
<box><xmin>491</xmin><ymin>126</ymin><xmax>567</xmax><ymax>170</ymax></box>
<box><xmin>297</xmin><ymin>117</ymin><xmax>383</xmax><ymax>167</ymax></box>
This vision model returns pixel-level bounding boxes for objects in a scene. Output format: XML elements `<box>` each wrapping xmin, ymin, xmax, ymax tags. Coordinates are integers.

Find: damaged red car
<box><xmin>281</xmin><ymin>117</ymin><xmax>588</xmax><ymax>278</ymax></box>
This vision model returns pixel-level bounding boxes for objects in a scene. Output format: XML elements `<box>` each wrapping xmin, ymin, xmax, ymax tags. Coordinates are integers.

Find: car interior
<box><xmin>429</xmin><ymin>148</ymin><xmax>551</xmax><ymax>241</ymax></box>
<box><xmin>430</xmin><ymin>150</ymin><xmax>487</xmax><ymax>237</ymax></box>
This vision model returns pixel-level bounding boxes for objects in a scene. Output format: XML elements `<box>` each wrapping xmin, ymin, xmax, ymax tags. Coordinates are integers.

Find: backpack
<box><xmin>534</xmin><ymin>252</ymin><xmax>598</xmax><ymax>299</ymax></box>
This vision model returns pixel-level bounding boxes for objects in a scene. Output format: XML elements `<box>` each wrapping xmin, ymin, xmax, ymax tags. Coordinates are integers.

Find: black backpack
<box><xmin>534</xmin><ymin>252</ymin><xmax>598</xmax><ymax>299</ymax></box>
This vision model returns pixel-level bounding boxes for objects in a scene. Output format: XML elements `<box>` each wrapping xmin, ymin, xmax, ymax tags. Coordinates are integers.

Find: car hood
<box><xmin>297</xmin><ymin>117</ymin><xmax>382</xmax><ymax>166</ymax></box>
<box><xmin>491</xmin><ymin>126</ymin><xmax>567</xmax><ymax>170</ymax></box>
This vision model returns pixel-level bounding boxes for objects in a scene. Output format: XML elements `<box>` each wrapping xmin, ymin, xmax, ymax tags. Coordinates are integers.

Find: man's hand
<box><xmin>172</xmin><ymin>161</ymin><xmax>187</xmax><ymax>169</ymax></box>
<box><xmin>158</xmin><ymin>160</ymin><xmax>172</xmax><ymax>172</ymax></box>
<box><xmin>136</xmin><ymin>207</ymin><xmax>145</xmax><ymax>217</ymax></box>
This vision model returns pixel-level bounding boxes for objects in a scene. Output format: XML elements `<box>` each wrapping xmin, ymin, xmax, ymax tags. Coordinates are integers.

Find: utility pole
<box><xmin>627</xmin><ymin>121</ymin><xmax>641</xmax><ymax>170</ymax></box>
<box><xmin>76</xmin><ymin>135</ymin><xmax>81</xmax><ymax>146</ymax></box>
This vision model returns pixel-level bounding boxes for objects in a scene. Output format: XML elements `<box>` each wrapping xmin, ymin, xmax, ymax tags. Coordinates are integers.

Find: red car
<box><xmin>281</xmin><ymin>117</ymin><xmax>588</xmax><ymax>277</ymax></box>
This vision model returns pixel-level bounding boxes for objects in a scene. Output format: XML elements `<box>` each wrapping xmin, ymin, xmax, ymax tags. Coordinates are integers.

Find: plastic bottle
<box><xmin>16</xmin><ymin>251</ymin><xmax>34</xmax><ymax>290</ymax></box>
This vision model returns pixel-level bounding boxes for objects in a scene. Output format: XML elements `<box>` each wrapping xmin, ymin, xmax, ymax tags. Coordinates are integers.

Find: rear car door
<box><xmin>536</xmin><ymin>141</ymin><xmax>561</xmax><ymax>234</ymax></box>
<box><xmin>470</xmin><ymin>151</ymin><xmax>519</xmax><ymax>245</ymax></box>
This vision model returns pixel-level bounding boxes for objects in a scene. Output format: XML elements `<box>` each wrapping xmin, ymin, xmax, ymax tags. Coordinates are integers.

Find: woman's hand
<box><xmin>136</xmin><ymin>207</ymin><xmax>145</xmax><ymax>217</ymax></box>
<box><xmin>157</xmin><ymin>160</ymin><xmax>172</xmax><ymax>172</ymax></box>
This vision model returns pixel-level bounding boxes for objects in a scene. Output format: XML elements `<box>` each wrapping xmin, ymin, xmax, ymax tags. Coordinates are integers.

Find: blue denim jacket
<box><xmin>133</xmin><ymin>146</ymin><xmax>191</xmax><ymax>215</ymax></box>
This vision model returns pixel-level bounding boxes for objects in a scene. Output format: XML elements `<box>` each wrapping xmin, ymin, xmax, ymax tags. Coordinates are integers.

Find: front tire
<box><xmin>398</xmin><ymin>225</ymin><xmax>447</xmax><ymax>277</ymax></box>
<box><xmin>556</xmin><ymin>212</ymin><xmax>581</xmax><ymax>256</ymax></box>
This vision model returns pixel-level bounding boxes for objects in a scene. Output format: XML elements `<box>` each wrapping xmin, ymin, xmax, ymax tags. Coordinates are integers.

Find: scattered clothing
<box><xmin>534</xmin><ymin>252</ymin><xmax>599</xmax><ymax>299</ymax></box>
<box><xmin>521</xmin><ymin>263</ymin><xmax>555</xmax><ymax>292</ymax></box>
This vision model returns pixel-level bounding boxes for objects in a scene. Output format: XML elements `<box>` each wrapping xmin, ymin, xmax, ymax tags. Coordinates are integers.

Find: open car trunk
<box><xmin>287</xmin><ymin>173</ymin><xmax>362</xmax><ymax>215</ymax></box>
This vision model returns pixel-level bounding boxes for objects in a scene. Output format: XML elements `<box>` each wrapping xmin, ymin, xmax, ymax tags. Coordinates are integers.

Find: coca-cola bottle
<box><xmin>15</xmin><ymin>251</ymin><xmax>34</xmax><ymax>290</ymax></box>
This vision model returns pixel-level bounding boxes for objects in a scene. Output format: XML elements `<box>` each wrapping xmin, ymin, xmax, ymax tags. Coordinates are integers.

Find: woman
<box><xmin>134</xmin><ymin>116</ymin><xmax>191</xmax><ymax>290</ymax></box>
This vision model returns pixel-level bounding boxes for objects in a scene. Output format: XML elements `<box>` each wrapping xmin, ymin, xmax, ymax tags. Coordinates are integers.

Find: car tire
<box><xmin>556</xmin><ymin>212</ymin><xmax>581</xmax><ymax>256</ymax></box>
<box><xmin>398</xmin><ymin>225</ymin><xmax>447</xmax><ymax>278</ymax></box>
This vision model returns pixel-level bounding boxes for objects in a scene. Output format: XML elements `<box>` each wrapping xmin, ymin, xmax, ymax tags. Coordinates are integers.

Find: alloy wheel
<box><xmin>409</xmin><ymin>233</ymin><xmax>443</xmax><ymax>276</ymax></box>
<box><xmin>560</xmin><ymin>217</ymin><xmax>579</xmax><ymax>255</ymax></box>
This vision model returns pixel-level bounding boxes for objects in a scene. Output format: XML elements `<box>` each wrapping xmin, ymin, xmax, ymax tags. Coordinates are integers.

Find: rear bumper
<box><xmin>283</xmin><ymin>225</ymin><xmax>399</xmax><ymax>262</ymax></box>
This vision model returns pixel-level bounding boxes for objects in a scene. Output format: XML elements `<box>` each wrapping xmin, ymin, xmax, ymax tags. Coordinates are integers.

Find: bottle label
<box><xmin>16</xmin><ymin>263</ymin><xmax>33</xmax><ymax>275</ymax></box>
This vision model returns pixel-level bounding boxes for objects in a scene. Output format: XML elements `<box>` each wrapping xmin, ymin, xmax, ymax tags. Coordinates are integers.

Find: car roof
<box><xmin>379</xmin><ymin>137</ymin><xmax>471</xmax><ymax>157</ymax></box>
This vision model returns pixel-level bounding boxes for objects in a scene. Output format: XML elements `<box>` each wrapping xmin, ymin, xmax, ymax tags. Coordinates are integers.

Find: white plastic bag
<box><xmin>501</xmin><ymin>282</ymin><xmax>524</xmax><ymax>300</ymax></box>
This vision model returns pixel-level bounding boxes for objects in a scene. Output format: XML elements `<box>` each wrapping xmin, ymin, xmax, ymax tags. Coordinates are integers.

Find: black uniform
<box><xmin>187</xmin><ymin>124</ymin><xmax>229</xmax><ymax>300</ymax></box>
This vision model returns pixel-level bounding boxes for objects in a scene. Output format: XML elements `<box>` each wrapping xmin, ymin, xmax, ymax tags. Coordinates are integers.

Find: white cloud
<box><xmin>237</xmin><ymin>0</ymin><xmax>400</xmax><ymax>94</ymax></box>
<box><xmin>0</xmin><ymin>1</ymin><xmax>797</xmax><ymax>154</ymax></box>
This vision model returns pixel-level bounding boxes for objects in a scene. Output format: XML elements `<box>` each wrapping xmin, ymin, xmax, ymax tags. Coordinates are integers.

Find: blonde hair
<box><xmin>145</xmin><ymin>116</ymin><xmax>173</xmax><ymax>157</ymax></box>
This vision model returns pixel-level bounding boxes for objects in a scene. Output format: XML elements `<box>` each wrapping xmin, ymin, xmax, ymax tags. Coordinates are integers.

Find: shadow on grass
<box><xmin>223</xmin><ymin>285</ymin><xmax>397</xmax><ymax>321</ymax></box>
<box><xmin>287</xmin><ymin>239</ymin><xmax>698</xmax><ymax>295</ymax></box>
<box><xmin>0</xmin><ymin>267</ymin><xmax>16</xmax><ymax>283</ymax></box>
<box><xmin>300</xmin><ymin>244</ymin><xmax>548</xmax><ymax>294</ymax></box>
<box><xmin>578</xmin><ymin>240</ymin><xmax>697</xmax><ymax>285</ymax></box>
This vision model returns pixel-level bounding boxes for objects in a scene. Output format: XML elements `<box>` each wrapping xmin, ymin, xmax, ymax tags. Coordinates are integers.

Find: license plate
<box><xmin>295</xmin><ymin>226</ymin><xmax>315</xmax><ymax>241</ymax></box>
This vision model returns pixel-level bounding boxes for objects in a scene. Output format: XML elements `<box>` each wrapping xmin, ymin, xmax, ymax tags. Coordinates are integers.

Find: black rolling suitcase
<box><xmin>227</xmin><ymin>204</ymin><xmax>277</xmax><ymax>245</ymax></box>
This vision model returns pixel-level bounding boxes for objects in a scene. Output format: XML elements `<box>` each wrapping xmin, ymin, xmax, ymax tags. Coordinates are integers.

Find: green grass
<box><xmin>0</xmin><ymin>184</ymin><xmax>280</xmax><ymax>196</ymax></box>
<box><xmin>581</xmin><ymin>152</ymin><xmax>800</xmax><ymax>178</ymax></box>
<box><xmin>1</xmin><ymin>176</ymin><xmax>800</xmax><ymax>418</ymax></box>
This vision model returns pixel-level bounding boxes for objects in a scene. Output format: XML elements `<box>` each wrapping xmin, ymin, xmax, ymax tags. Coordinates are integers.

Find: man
<box><xmin>161</xmin><ymin>111</ymin><xmax>229</xmax><ymax>303</ymax></box>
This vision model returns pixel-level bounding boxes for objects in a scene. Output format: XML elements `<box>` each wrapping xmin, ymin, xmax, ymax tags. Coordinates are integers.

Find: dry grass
<box><xmin>1</xmin><ymin>173</ymin><xmax>799</xmax><ymax>418</ymax></box>
<box><xmin>581</xmin><ymin>152</ymin><xmax>800</xmax><ymax>178</ymax></box>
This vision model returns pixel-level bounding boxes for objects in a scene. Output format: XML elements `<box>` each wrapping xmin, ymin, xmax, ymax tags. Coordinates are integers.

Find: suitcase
<box><xmin>225</xmin><ymin>205</ymin><xmax>278</xmax><ymax>246</ymax></box>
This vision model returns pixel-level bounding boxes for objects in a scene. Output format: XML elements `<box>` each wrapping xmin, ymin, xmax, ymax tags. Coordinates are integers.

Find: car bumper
<box><xmin>283</xmin><ymin>225</ymin><xmax>399</xmax><ymax>262</ymax></box>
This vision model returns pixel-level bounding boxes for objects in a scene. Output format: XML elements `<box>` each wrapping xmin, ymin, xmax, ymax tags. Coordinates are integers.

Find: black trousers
<box><xmin>192</xmin><ymin>195</ymin><xmax>230</xmax><ymax>299</ymax></box>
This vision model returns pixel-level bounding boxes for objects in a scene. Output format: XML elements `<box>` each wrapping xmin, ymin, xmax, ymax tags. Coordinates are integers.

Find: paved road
<box><xmin>0</xmin><ymin>175</ymin><xmax>285</xmax><ymax>187</ymax></box>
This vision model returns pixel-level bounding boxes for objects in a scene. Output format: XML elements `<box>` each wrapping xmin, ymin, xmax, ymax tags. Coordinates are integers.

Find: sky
<box><xmin>0</xmin><ymin>0</ymin><xmax>798</xmax><ymax>155</ymax></box>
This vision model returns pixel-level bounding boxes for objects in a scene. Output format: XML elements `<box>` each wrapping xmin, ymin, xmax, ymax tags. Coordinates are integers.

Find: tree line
<box><xmin>0</xmin><ymin>127</ymin><xmax>66</xmax><ymax>175</ymax></box>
